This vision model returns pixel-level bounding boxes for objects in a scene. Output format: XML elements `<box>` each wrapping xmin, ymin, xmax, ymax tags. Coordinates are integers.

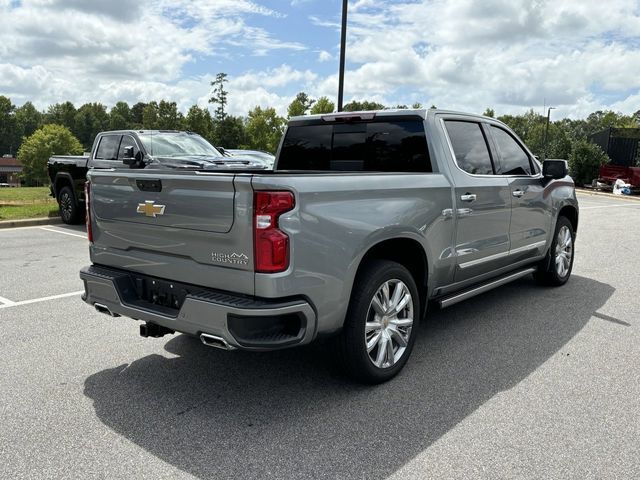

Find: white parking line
<box><xmin>581</xmin><ymin>204</ymin><xmax>640</xmax><ymax>210</ymax></box>
<box><xmin>0</xmin><ymin>291</ymin><xmax>84</xmax><ymax>309</ymax></box>
<box><xmin>0</xmin><ymin>295</ymin><xmax>16</xmax><ymax>306</ymax></box>
<box><xmin>39</xmin><ymin>227</ymin><xmax>87</xmax><ymax>239</ymax></box>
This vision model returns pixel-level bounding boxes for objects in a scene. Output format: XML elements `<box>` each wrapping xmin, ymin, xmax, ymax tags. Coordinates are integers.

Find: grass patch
<box><xmin>0</xmin><ymin>203</ymin><xmax>59</xmax><ymax>220</ymax></box>
<box><xmin>0</xmin><ymin>186</ymin><xmax>54</xmax><ymax>203</ymax></box>
<box><xmin>0</xmin><ymin>187</ymin><xmax>59</xmax><ymax>220</ymax></box>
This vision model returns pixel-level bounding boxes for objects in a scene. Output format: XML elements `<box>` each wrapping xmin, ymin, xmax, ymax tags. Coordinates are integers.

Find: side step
<box><xmin>437</xmin><ymin>267</ymin><xmax>536</xmax><ymax>309</ymax></box>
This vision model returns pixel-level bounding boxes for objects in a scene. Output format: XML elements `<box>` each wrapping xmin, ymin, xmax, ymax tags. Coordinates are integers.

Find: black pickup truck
<box><xmin>48</xmin><ymin>130</ymin><xmax>265</xmax><ymax>224</ymax></box>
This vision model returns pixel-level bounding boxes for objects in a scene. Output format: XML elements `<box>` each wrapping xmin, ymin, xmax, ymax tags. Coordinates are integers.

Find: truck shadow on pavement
<box><xmin>84</xmin><ymin>275</ymin><xmax>613</xmax><ymax>479</ymax></box>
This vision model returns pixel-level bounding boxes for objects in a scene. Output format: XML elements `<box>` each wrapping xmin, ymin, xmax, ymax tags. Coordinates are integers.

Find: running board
<box><xmin>437</xmin><ymin>267</ymin><xmax>537</xmax><ymax>309</ymax></box>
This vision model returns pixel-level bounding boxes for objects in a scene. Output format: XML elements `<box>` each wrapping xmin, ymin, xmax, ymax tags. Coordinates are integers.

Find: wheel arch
<box><xmin>54</xmin><ymin>172</ymin><xmax>76</xmax><ymax>201</ymax></box>
<box><xmin>558</xmin><ymin>204</ymin><xmax>578</xmax><ymax>234</ymax></box>
<box><xmin>352</xmin><ymin>237</ymin><xmax>429</xmax><ymax>320</ymax></box>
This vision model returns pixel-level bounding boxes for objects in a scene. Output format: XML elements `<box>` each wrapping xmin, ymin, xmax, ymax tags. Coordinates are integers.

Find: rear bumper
<box><xmin>80</xmin><ymin>265</ymin><xmax>317</xmax><ymax>350</ymax></box>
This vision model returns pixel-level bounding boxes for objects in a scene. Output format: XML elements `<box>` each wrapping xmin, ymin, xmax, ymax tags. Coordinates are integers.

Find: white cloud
<box><xmin>0</xmin><ymin>0</ymin><xmax>305</xmax><ymax>110</ymax></box>
<box><xmin>317</xmin><ymin>50</ymin><xmax>332</xmax><ymax>62</ymax></box>
<box><xmin>1</xmin><ymin>0</ymin><xmax>639</xmax><ymax>119</ymax></box>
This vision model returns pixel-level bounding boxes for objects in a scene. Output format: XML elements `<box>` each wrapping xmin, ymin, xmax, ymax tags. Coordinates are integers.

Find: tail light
<box><xmin>254</xmin><ymin>191</ymin><xmax>295</xmax><ymax>273</ymax></box>
<box><xmin>85</xmin><ymin>181</ymin><xmax>93</xmax><ymax>243</ymax></box>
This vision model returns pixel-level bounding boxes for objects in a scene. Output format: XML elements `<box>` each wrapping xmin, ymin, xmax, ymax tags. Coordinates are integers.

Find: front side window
<box><xmin>95</xmin><ymin>135</ymin><xmax>121</xmax><ymax>160</ymax></box>
<box><xmin>278</xmin><ymin>119</ymin><xmax>431</xmax><ymax>172</ymax></box>
<box><xmin>491</xmin><ymin>126</ymin><xmax>532</xmax><ymax>175</ymax></box>
<box><xmin>445</xmin><ymin>121</ymin><xmax>494</xmax><ymax>175</ymax></box>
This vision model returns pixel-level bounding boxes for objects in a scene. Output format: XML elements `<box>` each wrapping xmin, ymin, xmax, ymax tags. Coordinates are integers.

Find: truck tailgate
<box><xmin>88</xmin><ymin>170</ymin><xmax>255</xmax><ymax>295</ymax></box>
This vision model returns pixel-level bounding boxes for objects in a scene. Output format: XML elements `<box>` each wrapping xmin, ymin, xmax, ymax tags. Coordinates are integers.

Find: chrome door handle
<box><xmin>512</xmin><ymin>190</ymin><xmax>525</xmax><ymax>198</ymax></box>
<box><xmin>442</xmin><ymin>208</ymin><xmax>453</xmax><ymax>219</ymax></box>
<box><xmin>456</xmin><ymin>208</ymin><xmax>473</xmax><ymax>217</ymax></box>
<box><xmin>460</xmin><ymin>193</ymin><xmax>477</xmax><ymax>202</ymax></box>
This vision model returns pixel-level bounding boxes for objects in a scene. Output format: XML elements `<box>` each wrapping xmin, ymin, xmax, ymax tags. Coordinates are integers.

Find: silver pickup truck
<box><xmin>80</xmin><ymin>109</ymin><xmax>578</xmax><ymax>383</ymax></box>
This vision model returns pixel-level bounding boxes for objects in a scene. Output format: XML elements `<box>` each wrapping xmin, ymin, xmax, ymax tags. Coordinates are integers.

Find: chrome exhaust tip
<box><xmin>94</xmin><ymin>303</ymin><xmax>119</xmax><ymax>317</ymax></box>
<box><xmin>200</xmin><ymin>333</ymin><xmax>235</xmax><ymax>350</ymax></box>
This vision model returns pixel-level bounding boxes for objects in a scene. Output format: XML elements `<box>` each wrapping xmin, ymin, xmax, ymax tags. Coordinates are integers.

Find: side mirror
<box><xmin>217</xmin><ymin>146</ymin><xmax>226</xmax><ymax>155</ymax></box>
<box><xmin>542</xmin><ymin>159</ymin><xmax>567</xmax><ymax>180</ymax></box>
<box><xmin>123</xmin><ymin>147</ymin><xmax>143</xmax><ymax>167</ymax></box>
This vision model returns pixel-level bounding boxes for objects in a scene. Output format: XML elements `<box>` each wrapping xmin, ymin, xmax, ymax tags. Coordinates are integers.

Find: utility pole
<box><xmin>543</xmin><ymin>106</ymin><xmax>555</xmax><ymax>161</ymax></box>
<box><xmin>337</xmin><ymin>0</ymin><xmax>348</xmax><ymax>112</ymax></box>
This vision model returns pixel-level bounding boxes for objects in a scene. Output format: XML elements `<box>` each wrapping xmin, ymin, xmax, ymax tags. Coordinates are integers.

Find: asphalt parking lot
<box><xmin>1</xmin><ymin>192</ymin><xmax>639</xmax><ymax>479</ymax></box>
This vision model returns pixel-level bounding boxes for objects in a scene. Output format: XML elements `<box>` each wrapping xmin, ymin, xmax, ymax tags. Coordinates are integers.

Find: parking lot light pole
<box><xmin>337</xmin><ymin>0</ymin><xmax>348</xmax><ymax>112</ymax></box>
<box><xmin>543</xmin><ymin>106</ymin><xmax>556</xmax><ymax>161</ymax></box>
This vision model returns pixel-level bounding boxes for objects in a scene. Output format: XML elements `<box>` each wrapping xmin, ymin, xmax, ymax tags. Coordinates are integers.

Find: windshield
<box><xmin>138</xmin><ymin>133</ymin><xmax>223</xmax><ymax>157</ymax></box>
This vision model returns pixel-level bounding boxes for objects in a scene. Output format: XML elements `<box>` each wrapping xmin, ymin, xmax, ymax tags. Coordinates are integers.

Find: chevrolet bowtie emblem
<box><xmin>137</xmin><ymin>201</ymin><xmax>166</xmax><ymax>218</ymax></box>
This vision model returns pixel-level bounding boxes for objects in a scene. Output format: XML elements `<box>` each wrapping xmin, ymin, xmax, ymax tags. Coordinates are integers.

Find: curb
<box><xmin>576</xmin><ymin>188</ymin><xmax>640</xmax><ymax>202</ymax></box>
<box><xmin>0</xmin><ymin>216</ymin><xmax>63</xmax><ymax>229</ymax></box>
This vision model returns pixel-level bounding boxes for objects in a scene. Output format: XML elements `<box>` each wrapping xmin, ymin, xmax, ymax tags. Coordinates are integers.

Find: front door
<box><xmin>442</xmin><ymin>119</ymin><xmax>512</xmax><ymax>283</ymax></box>
<box><xmin>488</xmin><ymin>125</ymin><xmax>551</xmax><ymax>263</ymax></box>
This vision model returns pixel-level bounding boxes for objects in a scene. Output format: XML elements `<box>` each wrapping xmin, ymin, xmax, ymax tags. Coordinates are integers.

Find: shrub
<box><xmin>567</xmin><ymin>140</ymin><xmax>609</xmax><ymax>186</ymax></box>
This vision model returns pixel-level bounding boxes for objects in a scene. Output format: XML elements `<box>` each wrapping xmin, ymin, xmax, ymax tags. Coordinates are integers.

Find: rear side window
<box><xmin>95</xmin><ymin>135</ymin><xmax>121</xmax><ymax>160</ymax></box>
<box><xmin>278</xmin><ymin>120</ymin><xmax>431</xmax><ymax>172</ymax></box>
<box><xmin>490</xmin><ymin>126</ymin><xmax>532</xmax><ymax>175</ymax></box>
<box><xmin>445</xmin><ymin>121</ymin><xmax>494</xmax><ymax>175</ymax></box>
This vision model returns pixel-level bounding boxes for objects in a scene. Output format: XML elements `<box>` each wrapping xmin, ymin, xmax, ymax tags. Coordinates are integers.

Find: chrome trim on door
<box><xmin>458</xmin><ymin>240</ymin><xmax>547</xmax><ymax>269</ymax></box>
<box><xmin>509</xmin><ymin>240</ymin><xmax>546</xmax><ymax>255</ymax></box>
<box><xmin>458</xmin><ymin>250</ymin><xmax>509</xmax><ymax>269</ymax></box>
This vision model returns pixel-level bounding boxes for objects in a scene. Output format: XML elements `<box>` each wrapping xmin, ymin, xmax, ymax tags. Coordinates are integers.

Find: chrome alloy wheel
<box><xmin>365</xmin><ymin>279</ymin><xmax>414</xmax><ymax>369</ymax></box>
<box><xmin>60</xmin><ymin>192</ymin><xmax>73</xmax><ymax>221</ymax></box>
<box><xmin>555</xmin><ymin>225</ymin><xmax>573</xmax><ymax>278</ymax></box>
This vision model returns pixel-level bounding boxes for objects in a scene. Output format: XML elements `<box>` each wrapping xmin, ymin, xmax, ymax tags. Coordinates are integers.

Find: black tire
<box><xmin>534</xmin><ymin>216</ymin><xmax>575</xmax><ymax>286</ymax></box>
<box><xmin>58</xmin><ymin>186</ymin><xmax>81</xmax><ymax>225</ymax></box>
<box><xmin>335</xmin><ymin>259</ymin><xmax>420</xmax><ymax>384</ymax></box>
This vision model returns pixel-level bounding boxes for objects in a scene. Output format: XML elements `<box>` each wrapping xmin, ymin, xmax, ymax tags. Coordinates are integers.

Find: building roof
<box><xmin>0</xmin><ymin>157</ymin><xmax>21</xmax><ymax>168</ymax></box>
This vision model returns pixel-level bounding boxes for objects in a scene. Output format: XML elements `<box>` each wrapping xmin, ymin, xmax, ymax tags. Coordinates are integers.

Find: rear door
<box><xmin>488</xmin><ymin>125</ymin><xmax>551</xmax><ymax>262</ymax></box>
<box><xmin>441</xmin><ymin>118</ymin><xmax>512</xmax><ymax>283</ymax></box>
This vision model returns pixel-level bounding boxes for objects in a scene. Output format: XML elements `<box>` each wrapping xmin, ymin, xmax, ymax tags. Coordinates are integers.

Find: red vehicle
<box><xmin>598</xmin><ymin>164</ymin><xmax>640</xmax><ymax>188</ymax></box>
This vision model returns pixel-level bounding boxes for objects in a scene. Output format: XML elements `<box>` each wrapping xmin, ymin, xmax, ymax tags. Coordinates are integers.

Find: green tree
<box><xmin>45</xmin><ymin>102</ymin><xmax>76</xmax><ymax>131</ymax></box>
<box><xmin>213</xmin><ymin>116</ymin><xmax>246</xmax><ymax>149</ymax></box>
<box><xmin>244</xmin><ymin>106</ymin><xmax>286</xmax><ymax>153</ymax></box>
<box><xmin>525</xmin><ymin>122</ymin><xmax>572</xmax><ymax>159</ymax></box>
<box><xmin>184</xmin><ymin>105</ymin><xmax>214</xmax><ymax>139</ymax></box>
<box><xmin>0</xmin><ymin>96</ymin><xmax>17</xmax><ymax>155</ymax></box>
<box><xmin>483</xmin><ymin>108</ymin><xmax>495</xmax><ymax>118</ymax></box>
<box><xmin>568</xmin><ymin>140</ymin><xmax>609</xmax><ymax>186</ymax></box>
<box><xmin>17</xmin><ymin>124</ymin><xmax>83</xmax><ymax>185</ymax></box>
<box><xmin>142</xmin><ymin>101</ymin><xmax>159</xmax><ymax>129</ymax></box>
<box><xmin>15</xmin><ymin>102</ymin><xmax>43</xmax><ymax>141</ymax></box>
<box><xmin>343</xmin><ymin>100</ymin><xmax>386</xmax><ymax>112</ymax></box>
<box><xmin>209</xmin><ymin>73</ymin><xmax>229</xmax><ymax>121</ymax></box>
<box><xmin>130</xmin><ymin>102</ymin><xmax>147</xmax><ymax>128</ymax></box>
<box><xmin>310</xmin><ymin>96</ymin><xmax>335</xmax><ymax>114</ymax></box>
<box><xmin>582</xmin><ymin>110</ymin><xmax>637</xmax><ymax>138</ymax></box>
<box><xmin>287</xmin><ymin>92</ymin><xmax>315</xmax><ymax>117</ymax></box>
<box><xmin>109</xmin><ymin>101</ymin><xmax>132</xmax><ymax>130</ymax></box>
<box><xmin>412</xmin><ymin>102</ymin><xmax>423</xmax><ymax>109</ymax></box>
<box><xmin>156</xmin><ymin>100</ymin><xmax>184</xmax><ymax>130</ymax></box>
<box><xmin>74</xmin><ymin>103</ymin><xmax>109</xmax><ymax>149</ymax></box>
<box><xmin>498</xmin><ymin>109</ymin><xmax>545</xmax><ymax>144</ymax></box>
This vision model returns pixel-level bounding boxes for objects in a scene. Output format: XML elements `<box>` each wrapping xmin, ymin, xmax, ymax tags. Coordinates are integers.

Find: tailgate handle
<box><xmin>136</xmin><ymin>179</ymin><xmax>162</xmax><ymax>192</ymax></box>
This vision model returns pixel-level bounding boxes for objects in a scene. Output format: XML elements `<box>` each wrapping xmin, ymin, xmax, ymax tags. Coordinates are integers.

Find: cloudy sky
<box><xmin>1</xmin><ymin>0</ymin><xmax>639</xmax><ymax>119</ymax></box>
